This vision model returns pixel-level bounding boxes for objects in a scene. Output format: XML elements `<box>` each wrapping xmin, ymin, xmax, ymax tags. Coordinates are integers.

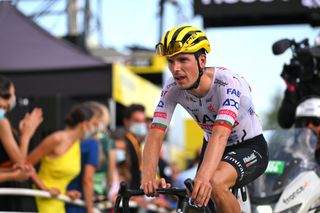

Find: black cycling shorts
<box><xmin>199</xmin><ymin>134</ymin><xmax>269</xmax><ymax>188</ymax></box>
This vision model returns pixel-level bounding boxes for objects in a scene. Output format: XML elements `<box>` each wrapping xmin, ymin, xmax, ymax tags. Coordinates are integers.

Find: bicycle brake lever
<box><xmin>184</xmin><ymin>178</ymin><xmax>194</xmax><ymax>193</ymax></box>
<box><xmin>113</xmin><ymin>195</ymin><xmax>122</xmax><ymax>213</ymax></box>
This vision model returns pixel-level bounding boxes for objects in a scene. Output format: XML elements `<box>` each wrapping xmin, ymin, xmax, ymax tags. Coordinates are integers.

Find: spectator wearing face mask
<box><xmin>66</xmin><ymin>101</ymin><xmax>120</xmax><ymax>213</ymax></box>
<box><xmin>0</xmin><ymin>75</ymin><xmax>43</xmax><ymax>211</ymax></box>
<box><xmin>122</xmin><ymin>104</ymin><xmax>148</xmax><ymax>190</ymax></box>
<box><xmin>27</xmin><ymin>103</ymin><xmax>95</xmax><ymax>213</ymax></box>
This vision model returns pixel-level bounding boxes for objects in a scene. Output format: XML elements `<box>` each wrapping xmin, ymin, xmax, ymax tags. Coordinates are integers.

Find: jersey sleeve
<box><xmin>214</xmin><ymin>74</ymin><xmax>242</xmax><ymax>130</ymax></box>
<box><xmin>151</xmin><ymin>79</ymin><xmax>178</xmax><ymax>132</ymax></box>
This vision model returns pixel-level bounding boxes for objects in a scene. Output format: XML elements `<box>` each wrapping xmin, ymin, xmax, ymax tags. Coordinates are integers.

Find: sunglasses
<box><xmin>295</xmin><ymin>117</ymin><xmax>320</xmax><ymax>127</ymax></box>
<box><xmin>155</xmin><ymin>41</ymin><xmax>186</xmax><ymax>57</ymax></box>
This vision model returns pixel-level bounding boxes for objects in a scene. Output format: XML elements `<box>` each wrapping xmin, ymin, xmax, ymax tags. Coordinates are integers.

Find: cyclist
<box><xmin>294</xmin><ymin>97</ymin><xmax>320</xmax><ymax>163</ymax></box>
<box><xmin>141</xmin><ymin>25</ymin><xmax>269</xmax><ymax>213</ymax></box>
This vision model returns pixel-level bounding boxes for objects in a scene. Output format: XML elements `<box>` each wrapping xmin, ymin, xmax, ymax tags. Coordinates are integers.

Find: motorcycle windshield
<box><xmin>247</xmin><ymin>128</ymin><xmax>319</xmax><ymax>204</ymax></box>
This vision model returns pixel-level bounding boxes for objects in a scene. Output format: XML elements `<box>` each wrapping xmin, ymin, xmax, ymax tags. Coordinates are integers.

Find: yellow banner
<box><xmin>112</xmin><ymin>63</ymin><xmax>161</xmax><ymax>117</ymax></box>
<box><xmin>184</xmin><ymin>118</ymin><xmax>203</xmax><ymax>157</ymax></box>
<box><xmin>127</xmin><ymin>54</ymin><xmax>167</xmax><ymax>74</ymax></box>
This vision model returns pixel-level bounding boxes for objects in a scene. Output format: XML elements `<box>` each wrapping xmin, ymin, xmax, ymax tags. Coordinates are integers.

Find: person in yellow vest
<box><xmin>27</xmin><ymin>103</ymin><xmax>96</xmax><ymax>213</ymax></box>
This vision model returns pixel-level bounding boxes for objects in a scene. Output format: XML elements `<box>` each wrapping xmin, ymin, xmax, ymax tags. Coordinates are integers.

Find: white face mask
<box><xmin>98</xmin><ymin>122</ymin><xmax>105</xmax><ymax>132</ymax></box>
<box><xmin>83</xmin><ymin>125</ymin><xmax>96</xmax><ymax>139</ymax></box>
<box><xmin>116</xmin><ymin>149</ymin><xmax>126</xmax><ymax>163</ymax></box>
<box><xmin>0</xmin><ymin>108</ymin><xmax>6</xmax><ymax>122</ymax></box>
<box><xmin>129</xmin><ymin>123</ymin><xmax>148</xmax><ymax>137</ymax></box>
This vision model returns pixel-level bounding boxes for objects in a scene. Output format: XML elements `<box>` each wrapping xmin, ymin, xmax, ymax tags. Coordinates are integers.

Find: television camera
<box><xmin>272</xmin><ymin>38</ymin><xmax>320</xmax><ymax>83</ymax></box>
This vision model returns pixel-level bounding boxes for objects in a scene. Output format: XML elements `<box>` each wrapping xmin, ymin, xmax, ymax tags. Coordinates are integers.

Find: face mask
<box><xmin>129</xmin><ymin>123</ymin><xmax>148</xmax><ymax>137</ymax></box>
<box><xmin>9</xmin><ymin>96</ymin><xmax>16</xmax><ymax>111</ymax></box>
<box><xmin>116</xmin><ymin>149</ymin><xmax>126</xmax><ymax>163</ymax></box>
<box><xmin>98</xmin><ymin>122</ymin><xmax>105</xmax><ymax>132</ymax></box>
<box><xmin>83</xmin><ymin>125</ymin><xmax>96</xmax><ymax>139</ymax></box>
<box><xmin>0</xmin><ymin>108</ymin><xmax>6</xmax><ymax>122</ymax></box>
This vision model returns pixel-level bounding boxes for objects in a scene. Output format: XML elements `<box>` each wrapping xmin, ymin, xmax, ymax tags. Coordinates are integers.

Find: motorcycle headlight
<box><xmin>256</xmin><ymin>205</ymin><xmax>273</xmax><ymax>213</ymax></box>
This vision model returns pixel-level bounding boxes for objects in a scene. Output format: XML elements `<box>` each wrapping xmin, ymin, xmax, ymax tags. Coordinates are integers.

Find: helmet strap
<box><xmin>186</xmin><ymin>51</ymin><xmax>204</xmax><ymax>90</ymax></box>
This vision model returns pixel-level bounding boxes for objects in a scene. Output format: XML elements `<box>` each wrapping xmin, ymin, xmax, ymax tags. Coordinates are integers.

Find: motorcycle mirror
<box><xmin>272</xmin><ymin>39</ymin><xmax>292</xmax><ymax>55</ymax></box>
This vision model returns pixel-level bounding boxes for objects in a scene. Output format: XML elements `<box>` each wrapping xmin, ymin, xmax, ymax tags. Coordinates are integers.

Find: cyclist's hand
<box><xmin>141</xmin><ymin>177</ymin><xmax>170</xmax><ymax>197</ymax></box>
<box><xmin>192</xmin><ymin>176</ymin><xmax>212</xmax><ymax>207</ymax></box>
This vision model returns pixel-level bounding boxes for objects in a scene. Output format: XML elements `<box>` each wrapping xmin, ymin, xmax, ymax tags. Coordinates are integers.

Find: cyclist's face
<box><xmin>168</xmin><ymin>53</ymin><xmax>198</xmax><ymax>89</ymax></box>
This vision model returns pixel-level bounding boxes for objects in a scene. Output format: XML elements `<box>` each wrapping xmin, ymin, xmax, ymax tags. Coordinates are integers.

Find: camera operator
<box><xmin>277</xmin><ymin>39</ymin><xmax>320</xmax><ymax>128</ymax></box>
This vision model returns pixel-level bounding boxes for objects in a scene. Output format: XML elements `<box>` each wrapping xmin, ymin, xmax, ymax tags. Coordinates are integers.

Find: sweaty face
<box><xmin>168</xmin><ymin>53</ymin><xmax>198</xmax><ymax>90</ymax></box>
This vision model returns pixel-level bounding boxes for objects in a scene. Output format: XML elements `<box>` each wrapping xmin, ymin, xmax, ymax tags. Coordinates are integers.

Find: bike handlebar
<box><xmin>114</xmin><ymin>178</ymin><xmax>195</xmax><ymax>213</ymax></box>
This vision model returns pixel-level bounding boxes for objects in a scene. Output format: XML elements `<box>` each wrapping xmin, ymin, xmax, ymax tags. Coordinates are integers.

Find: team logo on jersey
<box><xmin>206</xmin><ymin>96</ymin><xmax>213</xmax><ymax>103</ymax></box>
<box><xmin>223</xmin><ymin>98</ymin><xmax>239</xmax><ymax>110</ymax></box>
<box><xmin>248</xmin><ymin>107</ymin><xmax>255</xmax><ymax>115</ymax></box>
<box><xmin>218</xmin><ymin>109</ymin><xmax>237</xmax><ymax>120</ymax></box>
<box><xmin>243</xmin><ymin>153</ymin><xmax>257</xmax><ymax>167</ymax></box>
<box><xmin>157</xmin><ymin>101</ymin><xmax>164</xmax><ymax>108</ymax></box>
<box><xmin>161</xmin><ymin>90</ymin><xmax>168</xmax><ymax>97</ymax></box>
<box><xmin>207</xmin><ymin>104</ymin><xmax>215</xmax><ymax>112</ymax></box>
<box><xmin>154</xmin><ymin>112</ymin><xmax>167</xmax><ymax>119</ymax></box>
<box><xmin>227</xmin><ymin>88</ymin><xmax>241</xmax><ymax>97</ymax></box>
<box><xmin>166</xmin><ymin>82</ymin><xmax>176</xmax><ymax>89</ymax></box>
<box><xmin>214</xmin><ymin>79</ymin><xmax>228</xmax><ymax>87</ymax></box>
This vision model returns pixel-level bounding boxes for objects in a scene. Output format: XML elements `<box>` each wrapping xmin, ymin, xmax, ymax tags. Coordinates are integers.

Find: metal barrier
<box><xmin>0</xmin><ymin>188</ymin><xmax>174</xmax><ymax>213</ymax></box>
<box><xmin>0</xmin><ymin>188</ymin><xmax>108</xmax><ymax>212</ymax></box>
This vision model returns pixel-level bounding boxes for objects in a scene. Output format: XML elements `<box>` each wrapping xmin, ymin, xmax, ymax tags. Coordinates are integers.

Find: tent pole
<box><xmin>108</xmin><ymin>98</ymin><xmax>116</xmax><ymax>131</ymax></box>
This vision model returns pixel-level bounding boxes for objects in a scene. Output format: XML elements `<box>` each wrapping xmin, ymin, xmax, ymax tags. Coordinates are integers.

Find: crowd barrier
<box><xmin>0</xmin><ymin>188</ymin><xmax>173</xmax><ymax>213</ymax></box>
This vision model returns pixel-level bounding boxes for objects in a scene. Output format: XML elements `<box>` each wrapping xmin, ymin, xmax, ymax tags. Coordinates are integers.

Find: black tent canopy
<box><xmin>0</xmin><ymin>2</ymin><xmax>111</xmax><ymax>97</ymax></box>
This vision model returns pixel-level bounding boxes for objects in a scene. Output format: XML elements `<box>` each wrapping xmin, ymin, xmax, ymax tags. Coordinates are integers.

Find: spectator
<box><xmin>27</xmin><ymin>103</ymin><xmax>95</xmax><ymax>213</ymax></box>
<box><xmin>122</xmin><ymin>104</ymin><xmax>148</xmax><ymax>190</ymax></box>
<box><xmin>294</xmin><ymin>97</ymin><xmax>320</xmax><ymax>163</ymax></box>
<box><xmin>122</xmin><ymin>104</ymin><xmax>171</xmax><ymax>211</ymax></box>
<box><xmin>89</xmin><ymin>102</ymin><xmax>120</xmax><ymax>203</ymax></box>
<box><xmin>66</xmin><ymin>102</ymin><xmax>101</xmax><ymax>213</ymax></box>
<box><xmin>0</xmin><ymin>75</ymin><xmax>43</xmax><ymax>211</ymax></box>
<box><xmin>0</xmin><ymin>167</ymin><xmax>35</xmax><ymax>183</ymax></box>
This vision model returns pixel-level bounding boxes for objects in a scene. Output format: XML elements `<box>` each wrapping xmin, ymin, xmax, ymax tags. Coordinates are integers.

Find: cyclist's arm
<box><xmin>141</xmin><ymin>128</ymin><xmax>166</xmax><ymax>191</ymax></box>
<box><xmin>196</xmin><ymin>125</ymin><xmax>231</xmax><ymax>179</ymax></box>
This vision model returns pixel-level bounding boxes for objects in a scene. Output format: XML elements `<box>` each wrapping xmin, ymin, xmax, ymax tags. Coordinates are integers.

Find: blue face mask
<box><xmin>129</xmin><ymin>123</ymin><xmax>148</xmax><ymax>137</ymax></box>
<box><xmin>116</xmin><ymin>149</ymin><xmax>126</xmax><ymax>163</ymax></box>
<box><xmin>0</xmin><ymin>108</ymin><xmax>6</xmax><ymax>122</ymax></box>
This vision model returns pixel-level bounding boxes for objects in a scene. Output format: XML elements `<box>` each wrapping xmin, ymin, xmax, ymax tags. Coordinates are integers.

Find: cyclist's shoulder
<box><xmin>162</xmin><ymin>77</ymin><xmax>181</xmax><ymax>95</ymax></box>
<box><xmin>214</xmin><ymin>67</ymin><xmax>248</xmax><ymax>87</ymax></box>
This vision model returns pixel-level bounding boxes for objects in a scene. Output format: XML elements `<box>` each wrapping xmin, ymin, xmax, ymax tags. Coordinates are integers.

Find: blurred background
<box><xmin>1</xmin><ymin>0</ymin><xmax>320</xmax><ymax>168</ymax></box>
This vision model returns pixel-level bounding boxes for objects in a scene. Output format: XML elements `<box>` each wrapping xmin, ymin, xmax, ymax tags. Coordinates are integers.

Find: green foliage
<box><xmin>262</xmin><ymin>91</ymin><xmax>283</xmax><ymax>130</ymax></box>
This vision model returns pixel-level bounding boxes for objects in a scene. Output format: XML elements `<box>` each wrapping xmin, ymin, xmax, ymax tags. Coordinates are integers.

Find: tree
<box><xmin>262</xmin><ymin>91</ymin><xmax>283</xmax><ymax>130</ymax></box>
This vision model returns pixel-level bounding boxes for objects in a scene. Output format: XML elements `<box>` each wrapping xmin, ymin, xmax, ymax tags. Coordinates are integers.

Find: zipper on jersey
<box><xmin>199</xmin><ymin>98</ymin><xmax>202</xmax><ymax>106</ymax></box>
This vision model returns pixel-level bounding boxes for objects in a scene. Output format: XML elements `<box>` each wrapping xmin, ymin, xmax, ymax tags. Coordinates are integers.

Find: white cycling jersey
<box><xmin>151</xmin><ymin>67</ymin><xmax>262</xmax><ymax>146</ymax></box>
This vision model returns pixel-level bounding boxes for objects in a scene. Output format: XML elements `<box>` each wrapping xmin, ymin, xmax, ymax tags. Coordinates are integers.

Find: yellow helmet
<box><xmin>156</xmin><ymin>25</ymin><xmax>211</xmax><ymax>57</ymax></box>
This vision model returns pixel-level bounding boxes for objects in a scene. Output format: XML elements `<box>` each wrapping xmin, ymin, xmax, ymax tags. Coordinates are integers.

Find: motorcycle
<box><xmin>248</xmin><ymin>128</ymin><xmax>320</xmax><ymax>213</ymax></box>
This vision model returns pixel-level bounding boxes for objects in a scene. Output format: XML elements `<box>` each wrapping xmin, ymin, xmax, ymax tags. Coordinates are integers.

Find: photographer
<box><xmin>277</xmin><ymin>39</ymin><xmax>320</xmax><ymax>128</ymax></box>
